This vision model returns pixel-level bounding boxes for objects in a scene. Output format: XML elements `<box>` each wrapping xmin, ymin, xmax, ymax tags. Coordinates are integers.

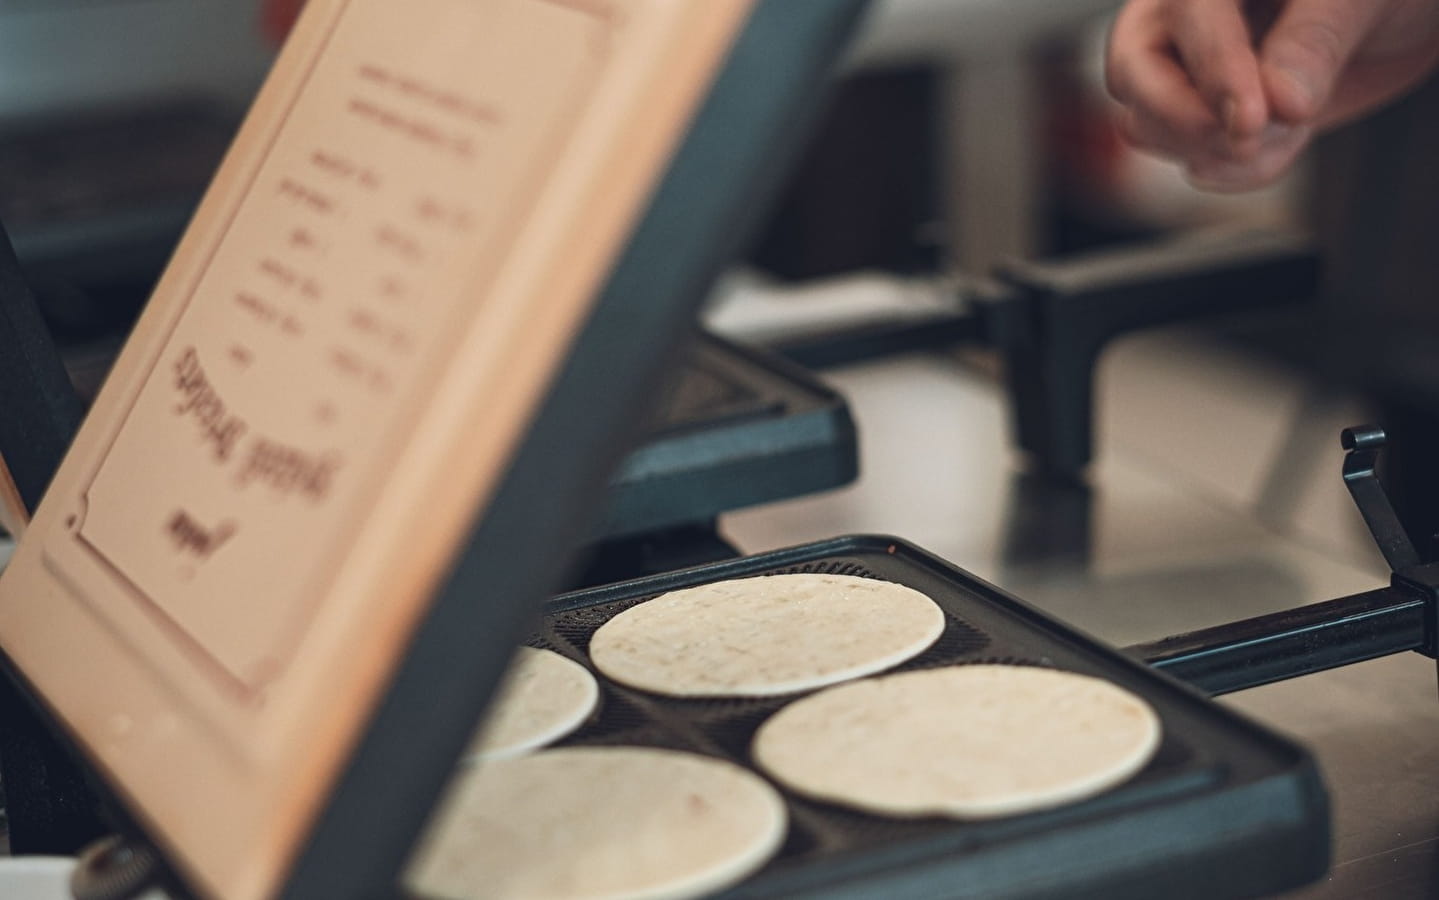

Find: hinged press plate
<box><xmin>0</xmin><ymin>2</ymin><xmax>757</xmax><ymax>897</ymax></box>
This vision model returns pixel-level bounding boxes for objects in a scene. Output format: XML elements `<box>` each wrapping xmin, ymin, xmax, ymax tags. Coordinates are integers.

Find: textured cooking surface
<box><xmin>530</xmin><ymin>543</ymin><xmax>1233</xmax><ymax>886</ymax></box>
<box><xmin>656</xmin><ymin>358</ymin><xmax>774</xmax><ymax>433</ymax></box>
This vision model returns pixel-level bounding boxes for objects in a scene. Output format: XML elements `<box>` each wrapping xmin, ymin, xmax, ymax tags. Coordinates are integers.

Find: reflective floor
<box><xmin>722</xmin><ymin>325</ymin><xmax>1438</xmax><ymax>899</ymax></box>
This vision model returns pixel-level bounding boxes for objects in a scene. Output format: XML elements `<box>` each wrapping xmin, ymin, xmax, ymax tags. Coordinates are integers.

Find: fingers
<box><xmin>1107</xmin><ymin>0</ymin><xmax>1224</xmax><ymax>143</ymax></box>
<box><xmin>1259</xmin><ymin>0</ymin><xmax>1385</xmax><ymax>121</ymax></box>
<box><xmin>1185</xmin><ymin>122</ymin><xmax>1313</xmax><ymax>191</ymax></box>
<box><xmin>1119</xmin><ymin>105</ymin><xmax>1310</xmax><ymax>191</ymax></box>
<box><xmin>1106</xmin><ymin>0</ymin><xmax>1272</xmax><ymax>150</ymax></box>
<box><xmin>1164</xmin><ymin>0</ymin><xmax>1269</xmax><ymax>136</ymax></box>
<box><xmin>1106</xmin><ymin>0</ymin><xmax>1323</xmax><ymax>192</ymax></box>
<box><xmin>1311</xmin><ymin>44</ymin><xmax>1439</xmax><ymax>129</ymax></box>
<box><xmin>1109</xmin><ymin>48</ymin><xmax>1221</xmax><ymax>147</ymax></box>
<box><xmin>1118</xmin><ymin>104</ymin><xmax>1288</xmax><ymax>160</ymax></box>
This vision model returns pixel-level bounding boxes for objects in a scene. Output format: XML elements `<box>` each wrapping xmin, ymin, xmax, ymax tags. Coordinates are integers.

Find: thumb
<box><xmin>1260</xmin><ymin>0</ymin><xmax>1384</xmax><ymax>122</ymax></box>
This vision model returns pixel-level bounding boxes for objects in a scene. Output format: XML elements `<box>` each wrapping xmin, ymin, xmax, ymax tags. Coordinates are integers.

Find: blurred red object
<box><xmin>261</xmin><ymin>0</ymin><xmax>306</xmax><ymax>44</ymax></box>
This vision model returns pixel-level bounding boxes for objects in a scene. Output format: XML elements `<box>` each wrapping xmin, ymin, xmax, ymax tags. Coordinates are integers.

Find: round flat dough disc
<box><xmin>590</xmin><ymin>573</ymin><xmax>945</xmax><ymax>697</ymax></box>
<box><xmin>469</xmin><ymin>647</ymin><xmax>599</xmax><ymax>761</ymax></box>
<box><xmin>408</xmin><ymin>747</ymin><xmax>788</xmax><ymax>900</ymax></box>
<box><xmin>753</xmin><ymin>664</ymin><xmax>1161</xmax><ymax>819</ymax></box>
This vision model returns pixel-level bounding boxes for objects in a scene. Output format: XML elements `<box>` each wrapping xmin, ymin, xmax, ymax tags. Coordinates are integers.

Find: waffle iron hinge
<box><xmin>1127</xmin><ymin>425</ymin><xmax>1437</xmax><ymax>695</ymax></box>
<box><xmin>1341</xmin><ymin>426</ymin><xmax>1439</xmax><ymax>663</ymax></box>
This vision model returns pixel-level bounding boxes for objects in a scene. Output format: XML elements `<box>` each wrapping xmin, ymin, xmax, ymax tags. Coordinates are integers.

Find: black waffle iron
<box><xmin>542</xmin><ymin>538</ymin><xmax>1326</xmax><ymax>900</ymax></box>
<box><xmin>0</xmin><ymin>1</ymin><xmax>1357</xmax><ymax>898</ymax></box>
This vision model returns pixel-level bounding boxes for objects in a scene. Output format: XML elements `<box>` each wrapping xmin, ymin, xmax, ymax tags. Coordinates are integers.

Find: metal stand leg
<box><xmin>989</xmin><ymin>230</ymin><xmax>1320</xmax><ymax>477</ymax></box>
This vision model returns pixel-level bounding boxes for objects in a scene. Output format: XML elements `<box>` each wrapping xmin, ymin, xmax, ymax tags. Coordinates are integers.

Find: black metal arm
<box><xmin>1130</xmin><ymin>426</ymin><xmax>1439</xmax><ymax>697</ymax></box>
<box><xmin>1128</xmin><ymin>586</ymin><xmax>1427</xmax><ymax>696</ymax></box>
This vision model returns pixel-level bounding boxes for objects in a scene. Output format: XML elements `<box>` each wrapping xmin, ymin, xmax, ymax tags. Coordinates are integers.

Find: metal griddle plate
<box><xmin>533</xmin><ymin>536</ymin><xmax>1329</xmax><ymax>900</ymax></box>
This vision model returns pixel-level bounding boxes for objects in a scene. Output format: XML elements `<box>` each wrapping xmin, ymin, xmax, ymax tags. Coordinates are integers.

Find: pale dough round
<box><xmin>408</xmin><ymin>746</ymin><xmax>788</xmax><ymax>900</ymax></box>
<box><xmin>590</xmin><ymin>573</ymin><xmax>946</xmax><ymax>697</ymax></box>
<box><xmin>753</xmin><ymin>664</ymin><xmax>1161</xmax><ymax>819</ymax></box>
<box><xmin>469</xmin><ymin>647</ymin><xmax>599</xmax><ymax>761</ymax></box>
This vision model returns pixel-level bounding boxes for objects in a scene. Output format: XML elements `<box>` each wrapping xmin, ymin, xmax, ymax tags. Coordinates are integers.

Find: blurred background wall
<box><xmin>0</xmin><ymin>0</ymin><xmax>1434</xmax><ymax>532</ymax></box>
<box><xmin>0</xmin><ymin>0</ymin><xmax>270</xmax><ymax>119</ymax></box>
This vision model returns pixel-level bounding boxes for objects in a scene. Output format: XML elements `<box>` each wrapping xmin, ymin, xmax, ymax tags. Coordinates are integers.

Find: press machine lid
<box><xmin>0</xmin><ymin>2</ymin><xmax>869</xmax><ymax>898</ymax></box>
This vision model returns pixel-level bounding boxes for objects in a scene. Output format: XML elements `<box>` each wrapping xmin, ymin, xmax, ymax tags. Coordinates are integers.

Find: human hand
<box><xmin>1106</xmin><ymin>0</ymin><xmax>1439</xmax><ymax>191</ymax></box>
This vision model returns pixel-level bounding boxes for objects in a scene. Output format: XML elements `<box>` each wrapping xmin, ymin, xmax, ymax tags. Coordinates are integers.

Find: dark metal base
<box><xmin>546</xmin><ymin>535</ymin><xmax>1332</xmax><ymax>900</ymax></box>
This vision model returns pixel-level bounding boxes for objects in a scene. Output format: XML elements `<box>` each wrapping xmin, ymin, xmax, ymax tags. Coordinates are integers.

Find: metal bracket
<box><xmin>1391</xmin><ymin>564</ymin><xmax>1439</xmax><ymax>660</ymax></box>
<box><xmin>1340</xmin><ymin>425</ymin><xmax>1439</xmax><ymax>659</ymax></box>
<box><xmin>1128</xmin><ymin>426</ymin><xmax>1439</xmax><ymax>694</ymax></box>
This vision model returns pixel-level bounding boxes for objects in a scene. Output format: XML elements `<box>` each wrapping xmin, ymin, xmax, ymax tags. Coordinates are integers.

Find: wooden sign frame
<box><xmin>0</xmin><ymin>2</ymin><xmax>868</xmax><ymax>898</ymax></box>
